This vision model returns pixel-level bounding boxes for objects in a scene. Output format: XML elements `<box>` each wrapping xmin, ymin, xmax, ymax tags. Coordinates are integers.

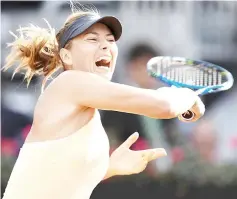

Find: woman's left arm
<box><xmin>103</xmin><ymin>132</ymin><xmax>167</xmax><ymax>180</ymax></box>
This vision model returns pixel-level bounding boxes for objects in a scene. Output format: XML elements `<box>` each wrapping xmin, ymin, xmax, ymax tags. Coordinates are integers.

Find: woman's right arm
<box><xmin>53</xmin><ymin>71</ymin><xmax>203</xmax><ymax>119</ymax></box>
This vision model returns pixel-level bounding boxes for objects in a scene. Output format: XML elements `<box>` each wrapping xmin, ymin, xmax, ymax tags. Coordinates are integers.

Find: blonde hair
<box><xmin>2</xmin><ymin>2</ymin><xmax>99</xmax><ymax>91</ymax></box>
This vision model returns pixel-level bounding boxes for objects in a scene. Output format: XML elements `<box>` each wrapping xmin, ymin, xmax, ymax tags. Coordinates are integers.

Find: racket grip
<box><xmin>179</xmin><ymin>110</ymin><xmax>195</xmax><ymax>121</ymax></box>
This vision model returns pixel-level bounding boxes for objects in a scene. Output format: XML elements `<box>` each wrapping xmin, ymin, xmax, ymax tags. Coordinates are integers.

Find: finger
<box><xmin>195</xmin><ymin>97</ymin><xmax>205</xmax><ymax>116</ymax></box>
<box><xmin>140</xmin><ymin>148</ymin><xmax>167</xmax><ymax>161</ymax></box>
<box><xmin>120</xmin><ymin>132</ymin><xmax>139</xmax><ymax>148</ymax></box>
<box><xmin>188</xmin><ymin>98</ymin><xmax>205</xmax><ymax>122</ymax></box>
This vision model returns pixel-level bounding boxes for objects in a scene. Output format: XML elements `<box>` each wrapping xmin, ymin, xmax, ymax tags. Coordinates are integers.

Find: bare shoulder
<box><xmin>42</xmin><ymin>71</ymin><xmax>90</xmax><ymax>101</ymax></box>
<box><xmin>56</xmin><ymin>70</ymin><xmax>88</xmax><ymax>80</ymax></box>
<box><xmin>45</xmin><ymin>70</ymin><xmax>109</xmax><ymax>105</ymax></box>
<box><xmin>33</xmin><ymin>71</ymin><xmax>94</xmax><ymax>119</ymax></box>
<box><xmin>54</xmin><ymin>70</ymin><xmax>100</xmax><ymax>87</ymax></box>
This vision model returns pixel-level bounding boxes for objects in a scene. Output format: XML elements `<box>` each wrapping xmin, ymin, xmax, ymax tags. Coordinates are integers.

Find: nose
<box><xmin>99</xmin><ymin>40</ymin><xmax>110</xmax><ymax>51</ymax></box>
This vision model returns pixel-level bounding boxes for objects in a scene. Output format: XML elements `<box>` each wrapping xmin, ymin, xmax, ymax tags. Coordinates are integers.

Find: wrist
<box><xmin>103</xmin><ymin>157</ymin><xmax>118</xmax><ymax>180</ymax></box>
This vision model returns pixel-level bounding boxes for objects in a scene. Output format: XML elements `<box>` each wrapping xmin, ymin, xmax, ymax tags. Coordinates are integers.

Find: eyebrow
<box><xmin>85</xmin><ymin>32</ymin><xmax>114</xmax><ymax>37</ymax></box>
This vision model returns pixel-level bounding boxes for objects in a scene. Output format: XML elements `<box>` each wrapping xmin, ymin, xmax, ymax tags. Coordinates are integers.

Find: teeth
<box><xmin>96</xmin><ymin>56</ymin><xmax>111</xmax><ymax>62</ymax></box>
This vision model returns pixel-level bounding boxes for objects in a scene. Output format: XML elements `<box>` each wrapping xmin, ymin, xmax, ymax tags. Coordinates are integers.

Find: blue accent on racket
<box><xmin>147</xmin><ymin>56</ymin><xmax>234</xmax><ymax>121</ymax></box>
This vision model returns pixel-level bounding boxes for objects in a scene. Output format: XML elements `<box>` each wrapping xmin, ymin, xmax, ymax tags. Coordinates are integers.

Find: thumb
<box><xmin>121</xmin><ymin>132</ymin><xmax>139</xmax><ymax>148</ymax></box>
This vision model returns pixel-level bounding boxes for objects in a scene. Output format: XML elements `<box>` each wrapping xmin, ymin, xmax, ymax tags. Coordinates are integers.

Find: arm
<box><xmin>55</xmin><ymin>70</ymin><xmax>174</xmax><ymax>119</ymax></box>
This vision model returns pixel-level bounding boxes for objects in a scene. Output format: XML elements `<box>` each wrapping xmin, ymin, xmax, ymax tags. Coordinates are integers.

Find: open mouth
<box><xmin>95</xmin><ymin>60</ymin><xmax>110</xmax><ymax>67</ymax></box>
<box><xmin>95</xmin><ymin>56</ymin><xmax>111</xmax><ymax>68</ymax></box>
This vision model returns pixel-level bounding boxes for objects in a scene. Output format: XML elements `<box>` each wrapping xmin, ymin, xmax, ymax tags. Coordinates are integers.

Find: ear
<box><xmin>59</xmin><ymin>48</ymin><xmax>73</xmax><ymax>66</ymax></box>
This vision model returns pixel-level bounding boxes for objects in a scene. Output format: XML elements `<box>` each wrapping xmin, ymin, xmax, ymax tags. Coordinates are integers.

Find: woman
<box><xmin>2</xmin><ymin>6</ymin><xmax>205</xmax><ymax>199</ymax></box>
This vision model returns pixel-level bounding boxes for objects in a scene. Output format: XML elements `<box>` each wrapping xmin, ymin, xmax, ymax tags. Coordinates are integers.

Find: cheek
<box><xmin>72</xmin><ymin>43</ymin><xmax>96</xmax><ymax>65</ymax></box>
<box><xmin>71</xmin><ymin>47</ymin><xmax>89</xmax><ymax>69</ymax></box>
<box><xmin>111</xmin><ymin>45</ymin><xmax>118</xmax><ymax>62</ymax></box>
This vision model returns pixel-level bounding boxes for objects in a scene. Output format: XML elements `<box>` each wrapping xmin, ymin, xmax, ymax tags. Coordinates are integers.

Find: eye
<box><xmin>88</xmin><ymin>38</ymin><xmax>97</xmax><ymax>42</ymax></box>
<box><xmin>107</xmin><ymin>37</ymin><xmax>115</xmax><ymax>42</ymax></box>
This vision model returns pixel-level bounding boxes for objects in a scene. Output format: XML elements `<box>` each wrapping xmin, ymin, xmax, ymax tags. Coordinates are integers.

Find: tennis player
<box><xmin>2</xmin><ymin>7</ymin><xmax>205</xmax><ymax>199</ymax></box>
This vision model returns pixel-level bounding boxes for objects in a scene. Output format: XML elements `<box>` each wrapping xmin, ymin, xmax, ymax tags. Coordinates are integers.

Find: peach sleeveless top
<box><xmin>3</xmin><ymin>110</ymin><xmax>110</xmax><ymax>199</ymax></box>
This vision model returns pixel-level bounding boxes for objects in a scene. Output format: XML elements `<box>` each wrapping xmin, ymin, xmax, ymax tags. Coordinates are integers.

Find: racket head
<box><xmin>147</xmin><ymin>56</ymin><xmax>234</xmax><ymax>95</ymax></box>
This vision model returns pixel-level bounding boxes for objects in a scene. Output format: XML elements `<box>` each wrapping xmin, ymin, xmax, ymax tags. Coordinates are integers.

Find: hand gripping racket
<box><xmin>147</xmin><ymin>56</ymin><xmax>234</xmax><ymax>121</ymax></box>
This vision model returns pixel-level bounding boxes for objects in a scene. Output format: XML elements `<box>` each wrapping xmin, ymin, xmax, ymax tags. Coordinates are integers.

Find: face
<box><xmin>61</xmin><ymin>22</ymin><xmax>118</xmax><ymax>80</ymax></box>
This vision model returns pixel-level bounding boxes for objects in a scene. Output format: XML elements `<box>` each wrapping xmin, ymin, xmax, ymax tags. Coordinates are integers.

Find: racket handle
<box><xmin>179</xmin><ymin>110</ymin><xmax>195</xmax><ymax>121</ymax></box>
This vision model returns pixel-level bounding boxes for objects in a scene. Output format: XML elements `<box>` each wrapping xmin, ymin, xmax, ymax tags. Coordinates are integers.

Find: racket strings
<box><xmin>154</xmin><ymin>61</ymin><xmax>225</xmax><ymax>87</ymax></box>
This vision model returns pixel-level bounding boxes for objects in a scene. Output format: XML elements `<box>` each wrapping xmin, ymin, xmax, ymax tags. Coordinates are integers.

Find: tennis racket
<box><xmin>147</xmin><ymin>56</ymin><xmax>234</xmax><ymax>121</ymax></box>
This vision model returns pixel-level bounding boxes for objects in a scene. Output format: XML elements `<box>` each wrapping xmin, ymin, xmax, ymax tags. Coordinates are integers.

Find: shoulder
<box><xmin>57</xmin><ymin>70</ymin><xmax>101</xmax><ymax>81</ymax></box>
<box><xmin>51</xmin><ymin>70</ymin><xmax>110</xmax><ymax>94</ymax></box>
<box><xmin>56</xmin><ymin>70</ymin><xmax>88</xmax><ymax>83</ymax></box>
<box><xmin>47</xmin><ymin>70</ymin><xmax>88</xmax><ymax>91</ymax></box>
<box><xmin>39</xmin><ymin>70</ymin><xmax>97</xmax><ymax>105</ymax></box>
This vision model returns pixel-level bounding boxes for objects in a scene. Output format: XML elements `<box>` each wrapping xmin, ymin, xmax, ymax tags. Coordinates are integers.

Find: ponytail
<box><xmin>3</xmin><ymin>20</ymin><xmax>62</xmax><ymax>90</ymax></box>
